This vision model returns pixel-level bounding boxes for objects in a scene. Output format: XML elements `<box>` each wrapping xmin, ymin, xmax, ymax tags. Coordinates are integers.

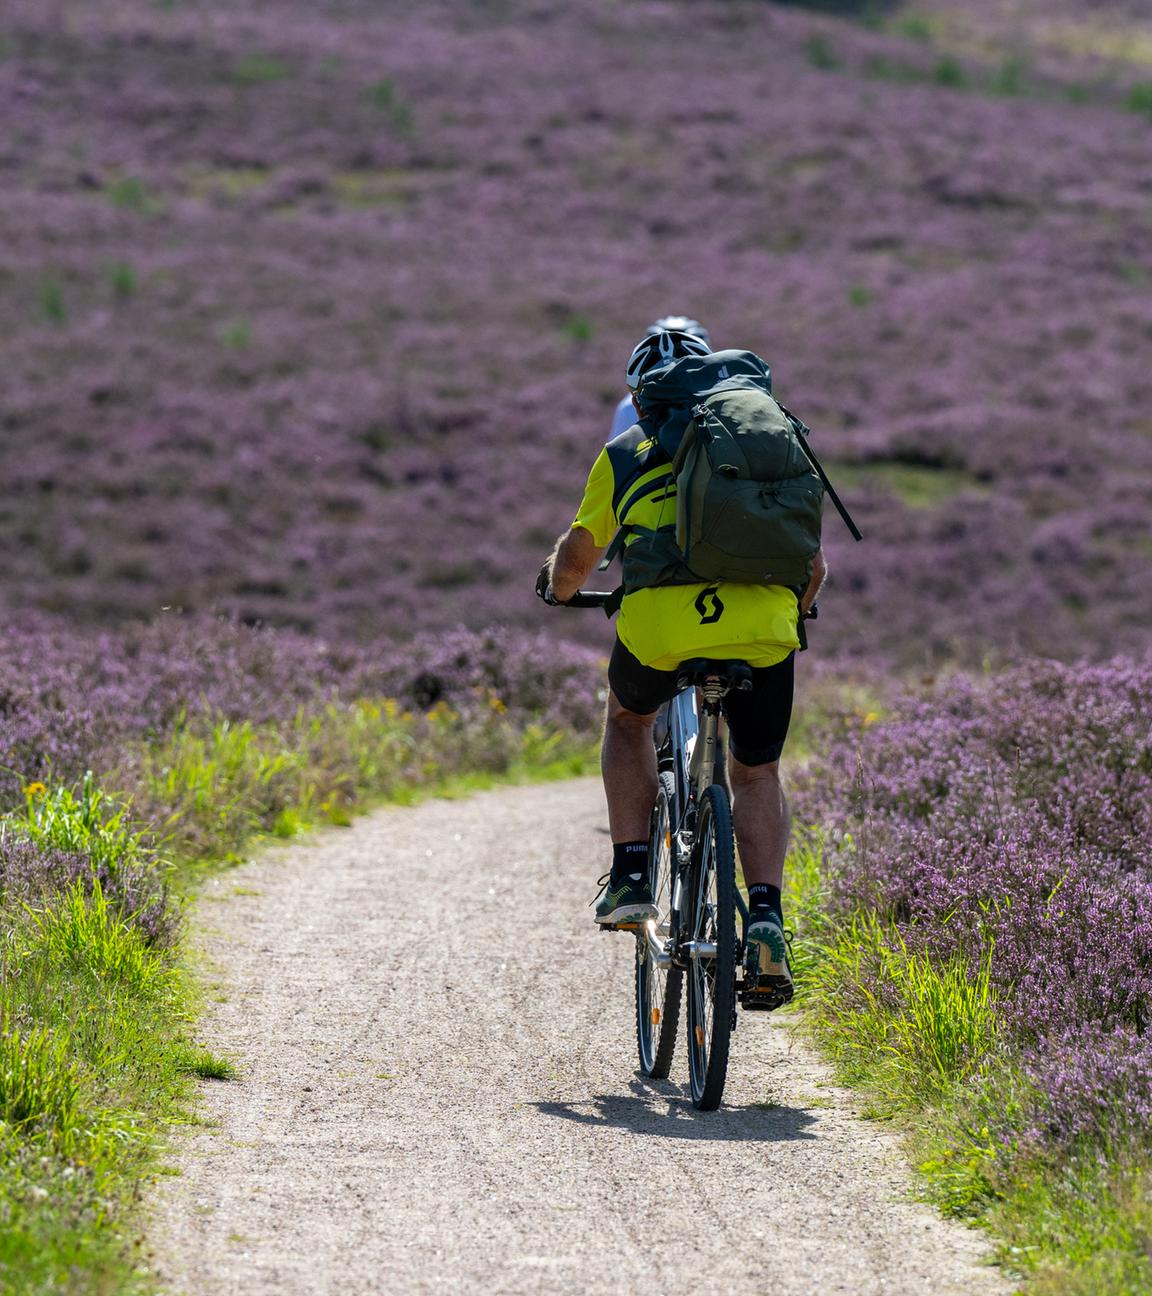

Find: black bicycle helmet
<box><xmin>647</xmin><ymin>315</ymin><xmax>711</xmax><ymax>346</ymax></box>
<box><xmin>625</xmin><ymin>330</ymin><xmax>712</xmax><ymax>392</ymax></box>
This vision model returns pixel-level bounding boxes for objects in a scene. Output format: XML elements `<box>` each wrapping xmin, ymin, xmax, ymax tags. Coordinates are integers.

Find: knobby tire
<box><xmin>686</xmin><ymin>784</ymin><xmax>737</xmax><ymax>1111</ymax></box>
<box><xmin>636</xmin><ymin>771</ymin><xmax>682</xmax><ymax>1078</ymax></box>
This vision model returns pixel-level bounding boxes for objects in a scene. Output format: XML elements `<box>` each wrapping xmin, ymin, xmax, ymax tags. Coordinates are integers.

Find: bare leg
<box><xmin>728</xmin><ymin>756</ymin><xmax>790</xmax><ymax>890</ymax></box>
<box><xmin>601</xmin><ymin>689</ymin><xmax>659</xmax><ymax>842</ymax></box>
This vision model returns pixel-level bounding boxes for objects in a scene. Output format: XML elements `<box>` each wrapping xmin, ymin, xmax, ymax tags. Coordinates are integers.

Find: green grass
<box><xmin>171</xmin><ymin>1045</ymin><xmax>237</xmax><ymax>1081</ymax></box>
<box><xmin>0</xmin><ymin>1026</ymin><xmax>81</xmax><ymax>1142</ymax></box>
<box><xmin>1125</xmin><ymin>82</ymin><xmax>1152</xmax><ymax>118</ymax></box>
<box><xmin>805</xmin><ymin>35</ymin><xmax>841</xmax><ymax>71</ymax></box>
<box><xmin>232</xmin><ymin>54</ymin><xmax>289</xmax><ymax>85</ymax></box>
<box><xmin>184</xmin><ymin>164</ymin><xmax>273</xmax><ymax>202</ymax></box>
<box><xmin>105</xmin><ymin>175</ymin><xmax>160</xmax><ymax>214</ymax></box>
<box><xmin>802</xmin><ymin>15</ymin><xmax>1137</xmax><ymax>115</ymax></box>
<box><xmin>932</xmin><ymin>56</ymin><xmax>968</xmax><ymax>89</ymax></box>
<box><xmin>989</xmin><ymin>56</ymin><xmax>1029</xmax><ymax>98</ymax></box>
<box><xmin>38</xmin><ymin>275</ymin><xmax>66</xmax><ymax>326</ymax></box>
<box><xmin>19</xmin><ymin>772</ymin><xmax>148</xmax><ymax>874</ymax></box>
<box><xmin>895</xmin><ymin>14</ymin><xmax>936</xmax><ymax>43</ymax></box>
<box><xmin>994</xmin><ymin>1154</ymin><xmax>1152</xmax><ymax>1294</ymax></box>
<box><xmin>786</xmin><ymin>675</ymin><xmax>886</xmax><ymax>764</ymax></box>
<box><xmin>126</xmin><ymin>697</ymin><xmax>596</xmax><ymax>873</ymax></box>
<box><xmin>104</xmin><ymin>260</ymin><xmax>137</xmax><ymax>301</ymax></box>
<box><xmin>827</xmin><ymin>459</ymin><xmax>987</xmax><ymax>510</ymax></box>
<box><xmin>784</xmin><ymin>833</ymin><xmax>1152</xmax><ymax>1293</ymax></box>
<box><xmin>369</xmin><ymin>79</ymin><xmax>414</xmax><ymax>131</ymax></box>
<box><xmin>215</xmin><ymin>317</ymin><xmax>252</xmax><ymax>349</ymax></box>
<box><xmin>0</xmin><ymin>861</ymin><xmax>199</xmax><ymax>1292</ymax></box>
<box><xmin>29</xmin><ymin>879</ymin><xmax>166</xmax><ymax>992</ymax></box>
<box><xmin>562</xmin><ymin>314</ymin><xmax>595</xmax><ymax>344</ymax></box>
<box><xmin>795</xmin><ymin>906</ymin><xmax>998</xmax><ymax>1105</ymax></box>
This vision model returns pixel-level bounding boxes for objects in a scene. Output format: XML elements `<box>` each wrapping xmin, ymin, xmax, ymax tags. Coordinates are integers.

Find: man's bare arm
<box><xmin>800</xmin><ymin>548</ymin><xmax>827</xmax><ymax>615</ymax></box>
<box><xmin>546</xmin><ymin>526</ymin><xmax>605</xmax><ymax>603</ymax></box>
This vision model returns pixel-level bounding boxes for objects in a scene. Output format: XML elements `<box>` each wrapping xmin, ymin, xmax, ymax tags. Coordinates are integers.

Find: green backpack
<box><xmin>636</xmin><ymin>350</ymin><xmax>861</xmax><ymax>588</ymax></box>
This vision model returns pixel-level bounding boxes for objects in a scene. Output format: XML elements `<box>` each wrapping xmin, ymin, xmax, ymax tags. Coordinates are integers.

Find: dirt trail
<box><xmin>149</xmin><ymin>779</ymin><xmax>1011</xmax><ymax>1296</ymax></box>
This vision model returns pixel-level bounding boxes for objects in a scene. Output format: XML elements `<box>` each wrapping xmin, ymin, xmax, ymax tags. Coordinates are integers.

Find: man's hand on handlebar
<box><xmin>535</xmin><ymin>561</ymin><xmax>565</xmax><ymax>606</ymax></box>
<box><xmin>536</xmin><ymin>564</ymin><xmax>615</xmax><ymax>611</ymax></box>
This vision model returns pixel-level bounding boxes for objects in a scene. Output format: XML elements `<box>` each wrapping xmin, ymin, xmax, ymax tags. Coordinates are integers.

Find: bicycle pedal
<box><xmin>741</xmin><ymin>984</ymin><xmax>793</xmax><ymax>1012</ymax></box>
<box><xmin>741</xmin><ymin>995</ymin><xmax>778</xmax><ymax>1012</ymax></box>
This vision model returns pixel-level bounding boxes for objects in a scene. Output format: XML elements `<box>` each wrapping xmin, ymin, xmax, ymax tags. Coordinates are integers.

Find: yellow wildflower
<box><xmin>23</xmin><ymin>781</ymin><xmax>48</xmax><ymax>798</ymax></box>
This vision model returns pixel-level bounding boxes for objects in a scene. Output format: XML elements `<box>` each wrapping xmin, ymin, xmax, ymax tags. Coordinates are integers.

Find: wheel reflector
<box><xmin>695</xmin><ymin>1025</ymin><xmax>705</xmax><ymax>1047</ymax></box>
<box><xmin>651</xmin><ymin>1007</ymin><xmax>661</xmax><ymax>1024</ymax></box>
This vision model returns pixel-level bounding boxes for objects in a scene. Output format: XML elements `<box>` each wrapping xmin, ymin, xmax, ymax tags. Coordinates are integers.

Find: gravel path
<box><xmin>149</xmin><ymin>779</ymin><xmax>1011</xmax><ymax>1296</ymax></box>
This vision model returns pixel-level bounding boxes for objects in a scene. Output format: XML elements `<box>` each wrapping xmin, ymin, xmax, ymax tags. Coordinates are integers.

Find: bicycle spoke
<box><xmin>636</xmin><ymin>772</ymin><xmax>682</xmax><ymax>1078</ymax></box>
<box><xmin>686</xmin><ymin>786</ymin><xmax>737</xmax><ymax>1110</ymax></box>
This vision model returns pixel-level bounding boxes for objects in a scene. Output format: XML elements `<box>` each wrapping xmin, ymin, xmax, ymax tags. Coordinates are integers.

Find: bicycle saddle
<box><xmin>674</xmin><ymin>658</ymin><xmax>754</xmax><ymax>694</ymax></box>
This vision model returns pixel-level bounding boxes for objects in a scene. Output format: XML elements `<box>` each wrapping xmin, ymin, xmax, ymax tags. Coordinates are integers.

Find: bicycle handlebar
<box><xmin>562</xmin><ymin>590</ymin><xmax>615</xmax><ymax>609</ymax></box>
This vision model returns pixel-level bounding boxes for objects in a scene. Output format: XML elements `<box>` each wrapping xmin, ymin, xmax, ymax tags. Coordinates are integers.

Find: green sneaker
<box><xmin>593</xmin><ymin>873</ymin><xmax>656</xmax><ymax>928</ymax></box>
<box><xmin>745</xmin><ymin>908</ymin><xmax>794</xmax><ymax>1005</ymax></box>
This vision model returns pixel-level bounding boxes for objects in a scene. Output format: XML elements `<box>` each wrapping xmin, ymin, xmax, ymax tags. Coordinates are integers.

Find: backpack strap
<box><xmin>598</xmin><ymin>429</ymin><xmax>677</xmax><ymax>573</ymax></box>
<box><xmin>779</xmin><ymin>405</ymin><xmax>864</xmax><ymax>543</ymax></box>
<box><xmin>598</xmin><ymin>530</ymin><xmax>626</xmax><ymax>571</ymax></box>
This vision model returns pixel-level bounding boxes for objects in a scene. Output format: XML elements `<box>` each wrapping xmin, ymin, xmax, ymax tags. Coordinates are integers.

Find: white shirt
<box><xmin>609</xmin><ymin>394</ymin><xmax>637</xmax><ymax>441</ymax></box>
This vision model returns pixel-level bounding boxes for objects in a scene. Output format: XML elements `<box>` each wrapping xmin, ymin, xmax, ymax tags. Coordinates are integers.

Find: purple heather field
<box><xmin>1</xmin><ymin>0</ymin><xmax>1151</xmax><ymax>1182</ymax></box>
<box><xmin>1</xmin><ymin>0</ymin><xmax>1150</xmax><ymax>660</ymax></box>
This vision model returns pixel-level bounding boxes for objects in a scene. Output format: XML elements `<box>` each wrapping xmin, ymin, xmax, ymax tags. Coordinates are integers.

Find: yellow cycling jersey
<box><xmin>573</xmin><ymin>438</ymin><xmax>800</xmax><ymax>671</ymax></box>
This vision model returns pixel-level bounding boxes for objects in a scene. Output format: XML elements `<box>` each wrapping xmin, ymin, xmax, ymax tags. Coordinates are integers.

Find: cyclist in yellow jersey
<box><xmin>537</xmin><ymin>330</ymin><xmax>826</xmax><ymax>998</ymax></box>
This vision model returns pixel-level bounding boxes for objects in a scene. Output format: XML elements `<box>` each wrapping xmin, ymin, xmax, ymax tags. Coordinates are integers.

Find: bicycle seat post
<box><xmin>689</xmin><ymin>676</ymin><xmax>726</xmax><ymax>801</ymax></box>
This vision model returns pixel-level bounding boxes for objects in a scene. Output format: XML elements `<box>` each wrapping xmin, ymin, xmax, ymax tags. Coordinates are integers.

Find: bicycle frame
<box><xmin>661</xmin><ymin>683</ymin><xmax>749</xmax><ymax>948</ymax></box>
<box><xmin>654</xmin><ymin>679</ymin><xmax>750</xmax><ymax>978</ymax></box>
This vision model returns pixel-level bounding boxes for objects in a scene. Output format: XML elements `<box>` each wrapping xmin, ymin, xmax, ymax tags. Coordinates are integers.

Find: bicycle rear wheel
<box><xmin>686</xmin><ymin>783</ymin><xmax>738</xmax><ymax>1111</ymax></box>
<box><xmin>636</xmin><ymin>772</ymin><xmax>682</xmax><ymax>1078</ymax></box>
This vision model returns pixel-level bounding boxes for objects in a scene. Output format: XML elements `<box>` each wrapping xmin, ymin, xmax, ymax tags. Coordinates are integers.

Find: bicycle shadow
<box><xmin>530</xmin><ymin>1077</ymin><xmax>819</xmax><ymax>1143</ymax></box>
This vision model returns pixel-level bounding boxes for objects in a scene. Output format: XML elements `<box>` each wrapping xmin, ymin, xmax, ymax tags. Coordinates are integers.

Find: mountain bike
<box><xmin>566</xmin><ymin>591</ymin><xmax>793</xmax><ymax>1110</ymax></box>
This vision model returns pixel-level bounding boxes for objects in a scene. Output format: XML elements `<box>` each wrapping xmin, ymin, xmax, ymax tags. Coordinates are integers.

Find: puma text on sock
<box><xmin>611</xmin><ymin>840</ymin><xmax>648</xmax><ymax>882</ymax></box>
<box><xmin>748</xmin><ymin>883</ymin><xmax>783</xmax><ymax>922</ymax></box>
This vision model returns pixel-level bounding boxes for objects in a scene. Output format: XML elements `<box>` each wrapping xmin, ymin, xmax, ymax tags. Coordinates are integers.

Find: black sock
<box><xmin>611</xmin><ymin>841</ymin><xmax>648</xmax><ymax>882</ymax></box>
<box><xmin>748</xmin><ymin>884</ymin><xmax>783</xmax><ymax>922</ymax></box>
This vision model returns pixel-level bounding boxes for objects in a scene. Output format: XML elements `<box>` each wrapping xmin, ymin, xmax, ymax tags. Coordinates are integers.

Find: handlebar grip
<box><xmin>564</xmin><ymin>591</ymin><xmax>614</xmax><ymax>609</ymax></box>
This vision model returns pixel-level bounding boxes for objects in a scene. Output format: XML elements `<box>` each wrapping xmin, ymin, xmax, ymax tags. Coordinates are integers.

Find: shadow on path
<box><xmin>531</xmin><ymin>1077</ymin><xmax>819</xmax><ymax>1143</ymax></box>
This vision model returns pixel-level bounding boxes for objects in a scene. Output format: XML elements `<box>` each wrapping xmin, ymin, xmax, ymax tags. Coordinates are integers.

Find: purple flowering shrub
<box><xmin>794</xmin><ymin>656</ymin><xmax>1152</xmax><ymax>1148</ymax></box>
<box><xmin>0</xmin><ymin>835</ymin><xmax>174</xmax><ymax>948</ymax></box>
<box><xmin>0</xmin><ymin>616</ymin><xmax>603</xmax><ymax>803</ymax></box>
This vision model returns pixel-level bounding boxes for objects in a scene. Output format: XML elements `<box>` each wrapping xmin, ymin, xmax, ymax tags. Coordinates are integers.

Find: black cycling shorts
<box><xmin>607</xmin><ymin>639</ymin><xmax>795</xmax><ymax>767</ymax></box>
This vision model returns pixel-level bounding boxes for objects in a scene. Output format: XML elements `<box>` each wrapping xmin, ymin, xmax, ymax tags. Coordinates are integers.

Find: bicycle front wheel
<box><xmin>636</xmin><ymin>772</ymin><xmax>682</xmax><ymax>1078</ymax></box>
<box><xmin>686</xmin><ymin>783</ymin><xmax>738</xmax><ymax>1111</ymax></box>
